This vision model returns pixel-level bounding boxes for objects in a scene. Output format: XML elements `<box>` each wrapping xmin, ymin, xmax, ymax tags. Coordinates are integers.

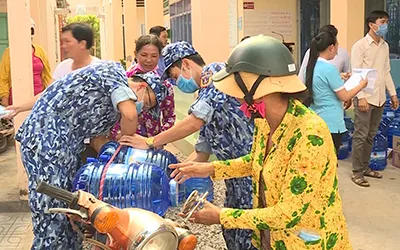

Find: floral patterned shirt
<box><xmin>213</xmin><ymin>99</ymin><xmax>351</xmax><ymax>250</ymax></box>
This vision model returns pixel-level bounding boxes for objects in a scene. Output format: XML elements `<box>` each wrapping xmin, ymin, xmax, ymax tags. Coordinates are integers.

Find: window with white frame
<box><xmin>169</xmin><ymin>0</ymin><xmax>192</xmax><ymax>44</ymax></box>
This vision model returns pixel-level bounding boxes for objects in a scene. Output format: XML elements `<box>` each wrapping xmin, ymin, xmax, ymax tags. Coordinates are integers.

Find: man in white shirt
<box><xmin>351</xmin><ymin>10</ymin><xmax>399</xmax><ymax>187</ymax></box>
<box><xmin>298</xmin><ymin>25</ymin><xmax>350</xmax><ymax>83</ymax></box>
<box><xmin>54</xmin><ymin>22</ymin><xmax>102</xmax><ymax>161</ymax></box>
<box><xmin>53</xmin><ymin>23</ymin><xmax>101</xmax><ymax>79</ymax></box>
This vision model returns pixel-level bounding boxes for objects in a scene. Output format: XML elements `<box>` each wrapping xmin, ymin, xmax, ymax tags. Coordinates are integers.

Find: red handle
<box><xmin>98</xmin><ymin>144</ymin><xmax>122</xmax><ymax>201</ymax></box>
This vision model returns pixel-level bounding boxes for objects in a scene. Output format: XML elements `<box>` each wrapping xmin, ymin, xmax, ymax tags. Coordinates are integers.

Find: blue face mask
<box><xmin>375</xmin><ymin>23</ymin><xmax>388</xmax><ymax>37</ymax></box>
<box><xmin>176</xmin><ymin>69</ymin><xmax>199</xmax><ymax>93</ymax></box>
<box><xmin>136</xmin><ymin>101</ymin><xmax>143</xmax><ymax>114</ymax></box>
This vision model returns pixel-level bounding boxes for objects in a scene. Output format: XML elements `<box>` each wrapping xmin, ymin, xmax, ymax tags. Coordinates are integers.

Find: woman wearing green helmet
<box><xmin>169</xmin><ymin>35</ymin><xmax>351</xmax><ymax>250</ymax></box>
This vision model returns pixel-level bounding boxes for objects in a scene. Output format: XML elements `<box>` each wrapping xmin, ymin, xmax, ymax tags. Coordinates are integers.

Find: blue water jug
<box><xmin>344</xmin><ymin>116</ymin><xmax>354</xmax><ymax>151</ymax></box>
<box><xmin>185</xmin><ymin>177</ymin><xmax>214</xmax><ymax>202</ymax></box>
<box><xmin>73</xmin><ymin>162</ymin><xmax>170</xmax><ymax>216</ymax></box>
<box><xmin>387</xmin><ymin>118</ymin><xmax>400</xmax><ymax>148</ymax></box>
<box><xmin>98</xmin><ymin>142</ymin><xmax>179</xmax><ymax>176</ymax></box>
<box><xmin>338</xmin><ymin>132</ymin><xmax>350</xmax><ymax>160</ymax></box>
<box><xmin>379</xmin><ymin>115</ymin><xmax>393</xmax><ymax>138</ymax></box>
<box><xmin>369</xmin><ymin>132</ymin><xmax>388</xmax><ymax>171</ymax></box>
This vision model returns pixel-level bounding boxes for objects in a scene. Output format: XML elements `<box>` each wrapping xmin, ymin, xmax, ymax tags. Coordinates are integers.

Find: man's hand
<box><xmin>357</xmin><ymin>98</ymin><xmax>369</xmax><ymax>112</ymax></box>
<box><xmin>390</xmin><ymin>95</ymin><xmax>399</xmax><ymax>110</ymax></box>
<box><xmin>343</xmin><ymin>100</ymin><xmax>352</xmax><ymax>110</ymax></box>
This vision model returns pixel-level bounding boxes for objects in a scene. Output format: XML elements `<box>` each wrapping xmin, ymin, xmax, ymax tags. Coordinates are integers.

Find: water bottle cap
<box><xmin>86</xmin><ymin>157</ymin><xmax>98</xmax><ymax>164</ymax></box>
<box><xmin>99</xmin><ymin>154</ymin><xmax>111</xmax><ymax>162</ymax></box>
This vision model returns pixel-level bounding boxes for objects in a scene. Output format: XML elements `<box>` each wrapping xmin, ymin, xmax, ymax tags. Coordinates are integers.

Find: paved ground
<box><xmin>0</xmin><ymin>144</ymin><xmax>399</xmax><ymax>250</ymax></box>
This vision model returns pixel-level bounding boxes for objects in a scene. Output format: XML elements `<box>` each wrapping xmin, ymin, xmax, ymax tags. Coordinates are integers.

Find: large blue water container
<box><xmin>98</xmin><ymin>142</ymin><xmax>179</xmax><ymax>176</ymax></box>
<box><xmin>387</xmin><ymin>118</ymin><xmax>400</xmax><ymax>148</ymax></box>
<box><xmin>185</xmin><ymin>177</ymin><xmax>214</xmax><ymax>202</ymax></box>
<box><xmin>344</xmin><ymin>116</ymin><xmax>354</xmax><ymax>151</ymax></box>
<box><xmin>369</xmin><ymin>132</ymin><xmax>388</xmax><ymax>171</ymax></box>
<box><xmin>338</xmin><ymin>132</ymin><xmax>350</xmax><ymax>160</ymax></box>
<box><xmin>73</xmin><ymin>162</ymin><xmax>170</xmax><ymax>216</ymax></box>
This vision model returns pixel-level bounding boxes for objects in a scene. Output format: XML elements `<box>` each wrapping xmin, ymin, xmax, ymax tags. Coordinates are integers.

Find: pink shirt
<box><xmin>32</xmin><ymin>53</ymin><xmax>44</xmax><ymax>95</ymax></box>
<box><xmin>8</xmin><ymin>51</ymin><xmax>44</xmax><ymax>105</ymax></box>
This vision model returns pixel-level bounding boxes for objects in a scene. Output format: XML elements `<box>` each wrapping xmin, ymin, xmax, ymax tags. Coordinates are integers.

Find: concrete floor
<box><xmin>0</xmin><ymin>145</ymin><xmax>399</xmax><ymax>250</ymax></box>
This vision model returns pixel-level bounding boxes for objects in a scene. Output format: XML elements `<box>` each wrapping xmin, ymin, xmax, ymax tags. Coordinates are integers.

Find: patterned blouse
<box><xmin>213</xmin><ymin>99</ymin><xmax>351</xmax><ymax>250</ymax></box>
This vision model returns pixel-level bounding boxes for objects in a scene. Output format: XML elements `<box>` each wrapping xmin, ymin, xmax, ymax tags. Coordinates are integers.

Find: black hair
<box><xmin>62</xmin><ymin>23</ymin><xmax>94</xmax><ymax>49</ymax></box>
<box><xmin>366</xmin><ymin>10</ymin><xmax>389</xmax><ymax>31</ymax></box>
<box><xmin>167</xmin><ymin>54</ymin><xmax>206</xmax><ymax>77</ymax></box>
<box><xmin>319</xmin><ymin>25</ymin><xmax>338</xmax><ymax>37</ymax></box>
<box><xmin>304</xmin><ymin>32</ymin><xmax>337</xmax><ymax>106</ymax></box>
<box><xmin>241</xmin><ymin>36</ymin><xmax>251</xmax><ymax>42</ymax></box>
<box><xmin>149</xmin><ymin>26</ymin><xmax>167</xmax><ymax>37</ymax></box>
<box><xmin>135</xmin><ymin>34</ymin><xmax>163</xmax><ymax>55</ymax></box>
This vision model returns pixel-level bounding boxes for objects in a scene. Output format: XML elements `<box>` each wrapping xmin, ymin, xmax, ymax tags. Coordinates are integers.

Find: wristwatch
<box><xmin>145</xmin><ymin>137</ymin><xmax>155</xmax><ymax>149</ymax></box>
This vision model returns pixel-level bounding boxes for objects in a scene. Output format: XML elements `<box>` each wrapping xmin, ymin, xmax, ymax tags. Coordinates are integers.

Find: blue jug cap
<box><xmin>86</xmin><ymin>157</ymin><xmax>98</xmax><ymax>164</ymax></box>
<box><xmin>99</xmin><ymin>154</ymin><xmax>111</xmax><ymax>163</ymax></box>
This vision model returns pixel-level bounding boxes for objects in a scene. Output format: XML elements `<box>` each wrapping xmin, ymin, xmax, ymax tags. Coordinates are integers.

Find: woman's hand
<box><xmin>119</xmin><ymin>134</ymin><xmax>149</xmax><ymax>149</ymax></box>
<box><xmin>343</xmin><ymin>100</ymin><xmax>352</xmax><ymax>110</ymax></box>
<box><xmin>179</xmin><ymin>201</ymin><xmax>222</xmax><ymax>226</ymax></box>
<box><xmin>2</xmin><ymin>105</ymin><xmax>20</xmax><ymax>119</ymax></box>
<box><xmin>169</xmin><ymin>161</ymin><xmax>214</xmax><ymax>183</ymax></box>
<box><xmin>340</xmin><ymin>72</ymin><xmax>351</xmax><ymax>81</ymax></box>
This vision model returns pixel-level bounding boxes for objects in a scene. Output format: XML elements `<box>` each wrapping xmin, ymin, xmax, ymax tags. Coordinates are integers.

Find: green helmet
<box><xmin>212</xmin><ymin>35</ymin><xmax>305</xmax><ymax>118</ymax></box>
<box><xmin>213</xmin><ymin>35</ymin><xmax>297</xmax><ymax>81</ymax></box>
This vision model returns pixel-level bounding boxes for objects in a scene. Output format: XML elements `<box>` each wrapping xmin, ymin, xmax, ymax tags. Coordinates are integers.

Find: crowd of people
<box><xmin>0</xmin><ymin>9</ymin><xmax>397</xmax><ymax>250</ymax></box>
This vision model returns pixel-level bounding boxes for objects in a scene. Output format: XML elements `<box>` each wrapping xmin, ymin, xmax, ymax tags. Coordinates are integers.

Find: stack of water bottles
<box><xmin>343</xmin><ymin>111</ymin><xmax>388</xmax><ymax>171</ymax></box>
<box><xmin>73</xmin><ymin>141</ymin><xmax>214</xmax><ymax>216</ymax></box>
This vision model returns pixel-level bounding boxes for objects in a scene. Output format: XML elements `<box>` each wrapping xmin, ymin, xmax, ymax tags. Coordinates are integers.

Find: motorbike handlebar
<box><xmin>36</xmin><ymin>181</ymin><xmax>79</xmax><ymax>208</ymax></box>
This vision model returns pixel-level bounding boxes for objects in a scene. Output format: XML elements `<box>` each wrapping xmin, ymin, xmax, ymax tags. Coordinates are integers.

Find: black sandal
<box><xmin>363</xmin><ymin>169</ymin><xmax>383</xmax><ymax>179</ymax></box>
<box><xmin>351</xmin><ymin>175</ymin><xmax>370</xmax><ymax>187</ymax></box>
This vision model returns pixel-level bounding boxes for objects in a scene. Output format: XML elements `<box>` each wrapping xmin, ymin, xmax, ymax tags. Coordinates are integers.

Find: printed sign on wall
<box><xmin>244</xmin><ymin>1</ymin><xmax>255</xmax><ymax>9</ymax></box>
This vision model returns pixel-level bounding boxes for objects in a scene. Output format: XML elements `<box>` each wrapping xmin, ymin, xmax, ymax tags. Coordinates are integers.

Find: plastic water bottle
<box><xmin>387</xmin><ymin>118</ymin><xmax>400</xmax><ymax>148</ymax></box>
<box><xmin>378</xmin><ymin>115</ymin><xmax>393</xmax><ymax>138</ymax></box>
<box><xmin>338</xmin><ymin>132</ymin><xmax>350</xmax><ymax>160</ymax></box>
<box><xmin>73</xmin><ymin>162</ymin><xmax>170</xmax><ymax>216</ymax></box>
<box><xmin>344</xmin><ymin>116</ymin><xmax>354</xmax><ymax>151</ymax></box>
<box><xmin>169</xmin><ymin>179</ymin><xmax>186</xmax><ymax>207</ymax></box>
<box><xmin>98</xmin><ymin>142</ymin><xmax>179</xmax><ymax>175</ymax></box>
<box><xmin>185</xmin><ymin>177</ymin><xmax>214</xmax><ymax>202</ymax></box>
<box><xmin>369</xmin><ymin>132</ymin><xmax>388</xmax><ymax>171</ymax></box>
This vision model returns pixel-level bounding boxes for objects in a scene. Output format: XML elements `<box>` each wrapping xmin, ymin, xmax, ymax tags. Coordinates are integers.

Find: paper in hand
<box><xmin>344</xmin><ymin>68</ymin><xmax>376</xmax><ymax>94</ymax></box>
<box><xmin>0</xmin><ymin>105</ymin><xmax>12</xmax><ymax>119</ymax></box>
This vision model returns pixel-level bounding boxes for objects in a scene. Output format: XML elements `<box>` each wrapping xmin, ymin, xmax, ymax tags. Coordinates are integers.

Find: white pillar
<box><xmin>7</xmin><ymin>0</ymin><xmax>33</xmax><ymax>200</ymax></box>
